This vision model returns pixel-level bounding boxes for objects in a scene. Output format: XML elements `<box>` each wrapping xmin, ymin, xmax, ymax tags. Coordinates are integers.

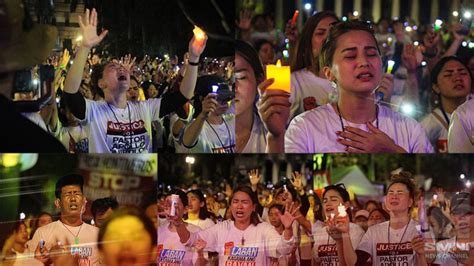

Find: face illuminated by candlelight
<box><xmin>235</xmin><ymin>53</ymin><xmax>257</xmax><ymax>116</ymax></box>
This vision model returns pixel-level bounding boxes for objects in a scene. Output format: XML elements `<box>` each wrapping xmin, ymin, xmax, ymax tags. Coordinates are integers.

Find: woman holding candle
<box><xmin>167</xmin><ymin>186</ymin><xmax>301</xmax><ymax>265</ymax></box>
<box><xmin>236</xmin><ymin>40</ymin><xmax>293</xmax><ymax>153</ymax></box>
<box><xmin>338</xmin><ymin>172</ymin><xmax>435</xmax><ymax>266</ymax></box>
<box><xmin>312</xmin><ymin>183</ymin><xmax>365</xmax><ymax>266</ymax></box>
<box><xmin>283</xmin><ymin>21</ymin><xmax>433</xmax><ymax>153</ymax></box>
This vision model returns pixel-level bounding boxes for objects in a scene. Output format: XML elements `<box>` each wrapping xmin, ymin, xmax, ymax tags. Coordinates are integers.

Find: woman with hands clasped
<box><xmin>166</xmin><ymin>186</ymin><xmax>301</xmax><ymax>265</ymax></box>
<box><xmin>312</xmin><ymin>183</ymin><xmax>365</xmax><ymax>266</ymax></box>
<box><xmin>339</xmin><ymin>172</ymin><xmax>436</xmax><ymax>266</ymax></box>
<box><xmin>281</xmin><ymin>21</ymin><xmax>433</xmax><ymax>153</ymax></box>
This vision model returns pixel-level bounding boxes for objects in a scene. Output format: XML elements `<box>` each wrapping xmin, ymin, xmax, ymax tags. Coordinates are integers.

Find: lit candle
<box><xmin>387</xmin><ymin>60</ymin><xmax>395</xmax><ymax>74</ymax></box>
<box><xmin>266</xmin><ymin>60</ymin><xmax>291</xmax><ymax>93</ymax></box>
<box><xmin>337</xmin><ymin>203</ymin><xmax>347</xmax><ymax>217</ymax></box>
<box><xmin>193</xmin><ymin>26</ymin><xmax>206</xmax><ymax>41</ymax></box>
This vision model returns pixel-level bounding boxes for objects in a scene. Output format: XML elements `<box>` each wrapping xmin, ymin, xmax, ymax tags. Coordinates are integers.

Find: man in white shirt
<box><xmin>28</xmin><ymin>174</ymin><xmax>100</xmax><ymax>265</ymax></box>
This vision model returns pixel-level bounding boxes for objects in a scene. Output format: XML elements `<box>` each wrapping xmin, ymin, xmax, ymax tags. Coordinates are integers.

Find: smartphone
<box><xmin>458</xmin><ymin>15</ymin><xmax>472</xmax><ymax>35</ymax></box>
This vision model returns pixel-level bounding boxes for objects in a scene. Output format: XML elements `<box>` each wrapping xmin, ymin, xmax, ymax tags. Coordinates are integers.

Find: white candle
<box><xmin>338</xmin><ymin>203</ymin><xmax>347</xmax><ymax>217</ymax></box>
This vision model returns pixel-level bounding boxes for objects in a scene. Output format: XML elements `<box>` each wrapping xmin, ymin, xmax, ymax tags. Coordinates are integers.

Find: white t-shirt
<box><xmin>22</xmin><ymin>112</ymin><xmax>47</xmax><ymax>131</ymax></box>
<box><xmin>420</xmin><ymin>108</ymin><xmax>451</xmax><ymax>153</ymax></box>
<box><xmin>179</xmin><ymin>114</ymin><xmax>235</xmax><ymax>153</ymax></box>
<box><xmin>434</xmin><ymin>237</ymin><xmax>470</xmax><ymax>266</ymax></box>
<box><xmin>285</xmin><ymin>103</ymin><xmax>434</xmax><ymax>153</ymax></box>
<box><xmin>185</xmin><ymin>220</ymin><xmax>294</xmax><ymax>266</ymax></box>
<box><xmin>27</xmin><ymin>221</ymin><xmax>100</xmax><ymax>266</ymax></box>
<box><xmin>157</xmin><ymin>223</ymin><xmax>201</xmax><ymax>266</ymax></box>
<box><xmin>59</xmin><ymin>124</ymin><xmax>89</xmax><ymax>153</ymax></box>
<box><xmin>313</xmin><ymin>222</ymin><xmax>365</xmax><ymax>265</ymax></box>
<box><xmin>448</xmin><ymin>99</ymin><xmax>474</xmax><ymax>152</ymax></box>
<box><xmin>241</xmin><ymin>113</ymin><xmax>267</xmax><ymax>153</ymax></box>
<box><xmin>289</xmin><ymin>69</ymin><xmax>333</xmax><ymax>120</ymax></box>
<box><xmin>185</xmin><ymin>218</ymin><xmax>215</xmax><ymax>230</ymax></box>
<box><xmin>83</xmin><ymin>98</ymin><xmax>161</xmax><ymax>153</ymax></box>
<box><xmin>357</xmin><ymin>220</ymin><xmax>421</xmax><ymax>266</ymax></box>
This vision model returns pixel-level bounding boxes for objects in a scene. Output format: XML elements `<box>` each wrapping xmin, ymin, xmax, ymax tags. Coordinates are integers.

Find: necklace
<box><xmin>60</xmin><ymin>220</ymin><xmax>83</xmax><ymax>245</ymax></box>
<box><xmin>205</xmin><ymin>118</ymin><xmax>234</xmax><ymax>153</ymax></box>
<box><xmin>387</xmin><ymin>218</ymin><xmax>410</xmax><ymax>266</ymax></box>
<box><xmin>336</xmin><ymin>103</ymin><xmax>379</xmax><ymax>132</ymax></box>
<box><xmin>107</xmin><ymin>102</ymin><xmax>133</xmax><ymax>152</ymax></box>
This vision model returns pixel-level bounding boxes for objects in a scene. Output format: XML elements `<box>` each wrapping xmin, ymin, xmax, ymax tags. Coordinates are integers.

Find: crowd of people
<box><xmin>235</xmin><ymin>8</ymin><xmax>474</xmax><ymax>153</ymax></box>
<box><xmin>3</xmin><ymin>5</ymin><xmax>235</xmax><ymax>154</ymax></box>
<box><xmin>0</xmin><ymin>174</ymin><xmax>158</xmax><ymax>266</ymax></box>
<box><xmin>157</xmin><ymin>170</ymin><xmax>474</xmax><ymax>265</ymax></box>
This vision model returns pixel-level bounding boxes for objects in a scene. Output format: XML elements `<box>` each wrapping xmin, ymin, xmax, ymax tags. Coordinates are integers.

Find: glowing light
<box><xmin>185</xmin><ymin>156</ymin><xmax>195</xmax><ymax>164</ymax></box>
<box><xmin>91</xmin><ymin>219</ymin><xmax>95</xmax><ymax>225</ymax></box>
<box><xmin>421</xmin><ymin>61</ymin><xmax>427</xmax><ymax>67</ymax></box>
<box><xmin>75</xmin><ymin>35</ymin><xmax>83</xmax><ymax>42</ymax></box>
<box><xmin>413</xmin><ymin>41</ymin><xmax>419</xmax><ymax>46</ymax></box>
<box><xmin>304</xmin><ymin>3</ymin><xmax>312</xmax><ymax>11</ymax></box>
<box><xmin>460</xmin><ymin>174</ymin><xmax>466</xmax><ymax>179</ymax></box>
<box><xmin>353</xmin><ymin>11</ymin><xmax>359</xmax><ymax>17</ymax></box>
<box><xmin>467</xmin><ymin>180</ymin><xmax>471</xmax><ymax>188</ymax></box>
<box><xmin>193</xmin><ymin>26</ymin><xmax>206</xmax><ymax>41</ymax></box>
<box><xmin>462</xmin><ymin>41</ymin><xmax>468</xmax><ymax>47</ymax></box>
<box><xmin>464</xmin><ymin>11</ymin><xmax>472</xmax><ymax>19</ymax></box>
<box><xmin>435</xmin><ymin>19</ymin><xmax>443</xmax><ymax>27</ymax></box>
<box><xmin>342</xmin><ymin>16</ymin><xmax>348</xmax><ymax>22</ymax></box>
<box><xmin>453</xmin><ymin>11</ymin><xmax>459</xmax><ymax>17</ymax></box>
<box><xmin>70</xmin><ymin>60</ymin><xmax>74</xmax><ymax>65</ymax></box>
<box><xmin>387</xmin><ymin>60</ymin><xmax>395</xmax><ymax>74</ymax></box>
<box><xmin>282</xmin><ymin>50</ymin><xmax>289</xmax><ymax>58</ymax></box>
<box><xmin>469</xmin><ymin>42</ymin><xmax>474</xmax><ymax>49</ymax></box>
<box><xmin>19</xmin><ymin>213</ymin><xmax>25</xmax><ymax>220</ymax></box>
<box><xmin>401</xmin><ymin>103</ymin><xmax>415</xmax><ymax>116</ymax></box>
<box><xmin>32</xmin><ymin>79</ymin><xmax>39</xmax><ymax>85</ymax></box>
<box><xmin>405</xmin><ymin>26</ymin><xmax>413</xmax><ymax>32</ymax></box>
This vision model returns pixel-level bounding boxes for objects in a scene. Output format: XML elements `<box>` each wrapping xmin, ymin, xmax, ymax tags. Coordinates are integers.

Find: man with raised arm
<box><xmin>62</xmin><ymin>8</ymin><xmax>207</xmax><ymax>153</ymax></box>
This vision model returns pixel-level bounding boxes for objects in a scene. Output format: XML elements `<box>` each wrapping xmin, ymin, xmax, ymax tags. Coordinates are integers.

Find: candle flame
<box><xmin>193</xmin><ymin>26</ymin><xmax>206</xmax><ymax>41</ymax></box>
<box><xmin>276</xmin><ymin>60</ymin><xmax>282</xmax><ymax>67</ymax></box>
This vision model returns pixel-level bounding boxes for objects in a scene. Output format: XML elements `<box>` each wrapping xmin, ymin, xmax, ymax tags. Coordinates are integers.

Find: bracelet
<box><xmin>188</xmin><ymin>61</ymin><xmax>199</xmax><ymax>66</ymax></box>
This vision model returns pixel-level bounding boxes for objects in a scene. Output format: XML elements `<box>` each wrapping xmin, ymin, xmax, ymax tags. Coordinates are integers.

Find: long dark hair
<box><xmin>230</xmin><ymin>186</ymin><xmax>261</xmax><ymax>226</ymax></box>
<box><xmin>292</xmin><ymin>11</ymin><xmax>339</xmax><ymax>73</ymax></box>
<box><xmin>184</xmin><ymin>189</ymin><xmax>211</xmax><ymax>220</ymax></box>
<box><xmin>309</xmin><ymin>193</ymin><xmax>324</xmax><ymax>222</ymax></box>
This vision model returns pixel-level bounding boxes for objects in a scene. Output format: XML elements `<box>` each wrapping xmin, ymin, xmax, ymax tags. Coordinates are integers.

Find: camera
<box><xmin>211</xmin><ymin>83</ymin><xmax>235</xmax><ymax>103</ymax></box>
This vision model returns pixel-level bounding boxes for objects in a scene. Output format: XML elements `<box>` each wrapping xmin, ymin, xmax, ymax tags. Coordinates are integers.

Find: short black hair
<box><xmin>55</xmin><ymin>174</ymin><xmax>84</xmax><ymax>199</ymax></box>
<box><xmin>98</xmin><ymin>207</ymin><xmax>157</xmax><ymax>250</ymax></box>
<box><xmin>91</xmin><ymin>197</ymin><xmax>119</xmax><ymax>219</ymax></box>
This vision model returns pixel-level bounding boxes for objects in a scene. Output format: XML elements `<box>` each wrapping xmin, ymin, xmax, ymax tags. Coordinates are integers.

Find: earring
<box><xmin>328</xmin><ymin>81</ymin><xmax>338</xmax><ymax>102</ymax></box>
